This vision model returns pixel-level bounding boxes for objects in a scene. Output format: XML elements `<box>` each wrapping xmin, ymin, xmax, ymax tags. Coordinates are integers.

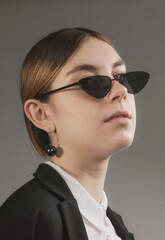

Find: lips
<box><xmin>104</xmin><ymin>110</ymin><xmax>131</xmax><ymax>122</ymax></box>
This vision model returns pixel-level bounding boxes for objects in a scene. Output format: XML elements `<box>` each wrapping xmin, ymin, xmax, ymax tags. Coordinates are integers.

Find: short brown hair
<box><xmin>20</xmin><ymin>27</ymin><xmax>114</xmax><ymax>158</ymax></box>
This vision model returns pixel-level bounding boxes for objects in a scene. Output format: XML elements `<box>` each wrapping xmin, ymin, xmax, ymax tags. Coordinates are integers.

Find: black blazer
<box><xmin>0</xmin><ymin>163</ymin><xmax>135</xmax><ymax>240</ymax></box>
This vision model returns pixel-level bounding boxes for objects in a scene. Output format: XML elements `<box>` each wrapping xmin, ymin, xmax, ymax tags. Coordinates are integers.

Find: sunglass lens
<box><xmin>78</xmin><ymin>76</ymin><xmax>111</xmax><ymax>98</ymax></box>
<box><xmin>120</xmin><ymin>71</ymin><xmax>150</xmax><ymax>94</ymax></box>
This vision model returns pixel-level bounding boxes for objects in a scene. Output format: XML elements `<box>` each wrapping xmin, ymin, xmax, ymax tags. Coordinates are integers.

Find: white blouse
<box><xmin>44</xmin><ymin>161</ymin><xmax>121</xmax><ymax>240</ymax></box>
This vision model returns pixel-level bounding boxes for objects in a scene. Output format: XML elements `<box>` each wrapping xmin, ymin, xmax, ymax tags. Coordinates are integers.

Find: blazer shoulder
<box><xmin>0</xmin><ymin>177</ymin><xmax>64</xmax><ymax>240</ymax></box>
<box><xmin>1</xmin><ymin>176</ymin><xmax>60</xmax><ymax>221</ymax></box>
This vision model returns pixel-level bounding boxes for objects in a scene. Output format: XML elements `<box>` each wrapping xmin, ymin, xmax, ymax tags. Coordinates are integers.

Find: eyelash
<box><xmin>113</xmin><ymin>71</ymin><xmax>126</xmax><ymax>78</ymax></box>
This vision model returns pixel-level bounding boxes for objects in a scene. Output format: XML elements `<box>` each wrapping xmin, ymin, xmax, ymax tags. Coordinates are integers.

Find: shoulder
<box><xmin>2</xmin><ymin>177</ymin><xmax>59</xmax><ymax>209</ymax></box>
<box><xmin>0</xmin><ymin>176</ymin><xmax>63</xmax><ymax>239</ymax></box>
<box><xmin>1</xmin><ymin>175</ymin><xmax>61</xmax><ymax>219</ymax></box>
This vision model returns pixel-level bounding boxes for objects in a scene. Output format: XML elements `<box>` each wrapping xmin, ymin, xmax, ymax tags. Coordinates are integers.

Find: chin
<box><xmin>117</xmin><ymin>139</ymin><xmax>133</xmax><ymax>153</ymax></box>
<box><xmin>108</xmin><ymin>134</ymin><xmax>134</xmax><ymax>155</ymax></box>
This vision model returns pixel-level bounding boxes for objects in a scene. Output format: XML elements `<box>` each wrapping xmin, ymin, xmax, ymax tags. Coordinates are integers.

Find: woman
<box><xmin>0</xmin><ymin>27</ymin><xmax>149</xmax><ymax>240</ymax></box>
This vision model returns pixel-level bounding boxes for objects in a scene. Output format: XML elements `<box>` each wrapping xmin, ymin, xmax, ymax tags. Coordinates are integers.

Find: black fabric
<box><xmin>0</xmin><ymin>163</ymin><xmax>135</xmax><ymax>240</ymax></box>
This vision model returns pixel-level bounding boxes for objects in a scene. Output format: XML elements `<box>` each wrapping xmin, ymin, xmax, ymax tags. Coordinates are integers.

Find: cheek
<box><xmin>51</xmin><ymin>94</ymin><xmax>97</xmax><ymax>139</ymax></box>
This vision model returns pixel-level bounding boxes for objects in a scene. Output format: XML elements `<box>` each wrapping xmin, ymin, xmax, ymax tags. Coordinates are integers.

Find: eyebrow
<box><xmin>66</xmin><ymin>59</ymin><xmax>126</xmax><ymax>76</ymax></box>
<box><xmin>112</xmin><ymin>59</ymin><xmax>126</xmax><ymax>68</ymax></box>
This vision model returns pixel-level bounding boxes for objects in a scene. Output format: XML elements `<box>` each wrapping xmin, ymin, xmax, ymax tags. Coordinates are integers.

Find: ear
<box><xmin>24</xmin><ymin>99</ymin><xmax>55</xmax><ymax>133</ymax></box>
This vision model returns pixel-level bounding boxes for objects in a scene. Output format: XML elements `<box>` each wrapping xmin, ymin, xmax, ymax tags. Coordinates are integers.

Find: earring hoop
<box><xmin>45</xmin><ymin>132</ymin><xmax>60</xmax><ymax>157</ymax></box>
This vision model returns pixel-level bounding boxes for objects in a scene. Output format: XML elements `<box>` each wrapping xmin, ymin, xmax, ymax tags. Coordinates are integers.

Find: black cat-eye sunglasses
<box><xmin>35</xmin><ymin>71</ymin><xmax>150</xmax><ymax>99</ymax></box>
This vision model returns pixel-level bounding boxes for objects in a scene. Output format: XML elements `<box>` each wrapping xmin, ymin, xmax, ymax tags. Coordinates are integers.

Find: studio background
<box><xmin>0</xmin><ymin>1</ymin><xmax>164</xmax><ymax>239</ymax></box>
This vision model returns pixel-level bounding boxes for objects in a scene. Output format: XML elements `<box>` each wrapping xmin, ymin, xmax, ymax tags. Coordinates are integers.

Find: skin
<box><xmin>24</xmin><ymin>37</ymin><xmax>136</xmax><ymax>203</ymax></box>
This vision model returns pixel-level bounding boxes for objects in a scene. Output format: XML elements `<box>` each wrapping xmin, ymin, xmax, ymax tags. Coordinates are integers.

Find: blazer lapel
<box><xmin>106</xmin><ymin>207</ymin><xmax>133</xmax><ymax>240</ymax></box>
<box><xmin>33</xmin><ymin>164</ymin><xmax>88</xmax><ymax>240</ymax></box>
<box><xmin>59</xmin><ymin>199</ymin><xmax>88</xmax><ymax>240</ymax></box>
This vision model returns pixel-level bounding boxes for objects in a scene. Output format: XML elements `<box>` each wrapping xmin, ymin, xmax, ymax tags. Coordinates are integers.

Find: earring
<box><xmin>46</xmin><ymin>145</ymin><xmax>57</xmax><ymax>157</ymax></box>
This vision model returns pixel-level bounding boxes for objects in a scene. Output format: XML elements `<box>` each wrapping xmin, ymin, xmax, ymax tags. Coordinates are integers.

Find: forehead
<box><xmin>54</xmin><ymin>37</ymin><xmax>124</xmax><ymax>85</ymax></box>
<box><xmin>65</xmin><ymin>37</ymin><xmax>121</xmax><ymax>70</ymax></box>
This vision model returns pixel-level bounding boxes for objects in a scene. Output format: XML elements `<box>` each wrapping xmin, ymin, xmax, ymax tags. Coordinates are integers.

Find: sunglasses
<box><xmin>35</xmin><ymin>71</ymin><xmax>150</xmax><ymax>99</ymax></box>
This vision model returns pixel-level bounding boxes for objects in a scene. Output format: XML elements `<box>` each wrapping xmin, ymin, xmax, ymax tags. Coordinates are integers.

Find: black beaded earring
<box><xmin>46</xmin><ymin>145</ymin><xmax>57</xmax><ymax>157</ymax></box>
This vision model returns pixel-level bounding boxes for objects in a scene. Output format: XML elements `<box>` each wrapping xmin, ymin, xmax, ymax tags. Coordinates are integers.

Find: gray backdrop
<box><xmin>0</xmin><ymin>1</ymin><xmax>164</xmax><ymax>239</ymax></box>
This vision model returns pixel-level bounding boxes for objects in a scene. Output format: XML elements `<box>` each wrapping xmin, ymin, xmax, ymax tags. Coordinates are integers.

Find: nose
<box><xmin>106</xmin><ymin>79</ymin><xmax>128</xmax><ymax>102</ymax></box>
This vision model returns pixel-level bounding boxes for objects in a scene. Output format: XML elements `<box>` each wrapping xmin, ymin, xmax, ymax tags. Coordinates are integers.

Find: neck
<box><xmin>50</xmin><ymin>153</ymin><xmax>110</xmax><ymax>203</ymax></box>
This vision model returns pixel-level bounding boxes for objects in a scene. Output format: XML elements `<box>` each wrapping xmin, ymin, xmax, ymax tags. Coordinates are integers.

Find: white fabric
<box><xmin>44</xmin><ymin>161</ymin><xmax>121</xmax><ymax>240</ymax></box>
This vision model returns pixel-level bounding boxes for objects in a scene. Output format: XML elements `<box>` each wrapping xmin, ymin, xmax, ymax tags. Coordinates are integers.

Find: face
<box><xmin>46</xmin><ymin>37</ymin><xmax>136</xmax><ymax>162</ymax></box>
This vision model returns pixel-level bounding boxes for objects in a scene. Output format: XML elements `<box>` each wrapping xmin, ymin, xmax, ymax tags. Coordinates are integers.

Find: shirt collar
<box><xmin>44</xmin><ymin>161</ymin><xmax>109</xmax><ymax>231</ymax></box>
